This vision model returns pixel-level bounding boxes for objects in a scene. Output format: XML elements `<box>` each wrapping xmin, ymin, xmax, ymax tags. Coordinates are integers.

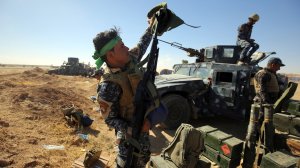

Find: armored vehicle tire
<box><xmin>161</xmin><ymin>94</ymin><xmax>191</xmax><ymax>130</ymax></box>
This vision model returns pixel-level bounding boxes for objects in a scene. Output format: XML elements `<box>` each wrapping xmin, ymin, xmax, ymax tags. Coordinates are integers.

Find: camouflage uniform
<box><xmin>97</xmin><ymin>28</ymin><xmax>152</xmax><ymax>168</ymax></box>
<box><xmin>237</xmin><ymin>23</ymin><xmax>259</xmax><ymax>63</ymax></box>
<box><xmin>253</xmin><ymin>68</ymin><xmax>280</xmax><ymax>104</ymax></box>
<box><xmin>253</xmin><ymin>66</ymin><xmax>281</xmax><ymax>155</ymax></box>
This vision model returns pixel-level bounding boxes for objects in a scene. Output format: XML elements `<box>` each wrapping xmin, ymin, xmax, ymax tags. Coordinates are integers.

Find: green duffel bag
<box><xmin>273</xmin><ymin>113</ymin><xmax>300</xmax><ymax>137</ymax></box>
<box><xmin>260</xmin><ymin>151</ymin><xmax>299</xmax><ymax>168</ymax></box>
<box><xmin>198</xmin><ymin>125</ymin><xmax>244</xmax><ymax>159</ymax></box>
<box><xmin>202</xmin><ymin>144</ymin><xmax>241</xmax><ymax>168</ymax></box>
<box><xmin>162</xmin><ymin>123</ymin><xmax>204</xmax><ymax>168</ymax></box>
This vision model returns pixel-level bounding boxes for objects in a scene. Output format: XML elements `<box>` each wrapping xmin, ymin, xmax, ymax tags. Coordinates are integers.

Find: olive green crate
<box><xmin>260</xmin><ymin>151</ymin><xmax>299</xmax><ymax>168</ymax></box>
<box><xmin>149</xmin><ymin>155</ymin><xmax>211</xmax><ymax>168</ymax></box>
<box><xmin>273</xmin><ymin>113</ymin><xmax>300</xmax><ymax>137</ymax></box>
<box><xmin>198</xmin><ymin>125</ymin><xmax>243</xmax><ymax>158</ymax></box>
<box><xmin>202</xmin><ymin>144</ymin><xmax>241</xmax><ymax>168</ymax></box>
<box><xmin>286</xmin><ymin>100</ymin><xmax>300</xmax><ymax>116</ymax></box>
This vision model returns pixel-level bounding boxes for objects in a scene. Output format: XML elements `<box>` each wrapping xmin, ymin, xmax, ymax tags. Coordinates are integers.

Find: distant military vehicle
<box><xmin>155</xmin><ymin>42</ymin><xmax>288</xmax><ymax>129</ymax></box>
<box><xmin>48</xmin><ymin>57</ymin><xmax>95</xmax><ymax>76</ymax></box>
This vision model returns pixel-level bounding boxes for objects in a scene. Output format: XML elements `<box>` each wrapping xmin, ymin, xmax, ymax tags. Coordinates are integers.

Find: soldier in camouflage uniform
<box><xmin>253</xmin><ymin>57</ymin><xmax>285</xmax><ymax>104</ymax></box>
<box><xmin>92</xmin><ymin>17</ymin><xmax>167</xmax><ymax>168</ymax></box>
<box><xmin>237</xmin><ymin>13</ymin><xmax>260</xmax><ymax>65</ymax></box>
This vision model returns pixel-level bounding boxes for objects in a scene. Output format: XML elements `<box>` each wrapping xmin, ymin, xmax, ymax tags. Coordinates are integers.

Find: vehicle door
<box><xmin>211</xmin><ymin>70</ymin><xmax>237</xmax><ymax>107</ymax></box>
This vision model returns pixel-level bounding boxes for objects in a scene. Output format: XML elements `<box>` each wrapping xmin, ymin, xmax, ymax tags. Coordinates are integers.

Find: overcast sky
<box><xmin>1</xmin><ymin>0</ymin><xmax>299</xmax><ymax>73</ymax></box>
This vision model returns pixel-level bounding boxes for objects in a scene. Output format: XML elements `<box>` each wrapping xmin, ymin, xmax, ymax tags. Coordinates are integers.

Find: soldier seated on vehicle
<box><xmin>236</xmin><ymin>14</ymin><xmax>260</xmax><ymax>65</ymax></box>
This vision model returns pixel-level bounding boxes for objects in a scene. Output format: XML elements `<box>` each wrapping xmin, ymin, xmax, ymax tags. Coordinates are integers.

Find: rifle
<box><xmin>158</xmin><ymin>39</ymin><xmax>204</xmax><ymax>58</ymax></box>
<box><xmin>125</xmin><ymin>13</ymin><xmax>161</xmax><ymax>168</ymax></box>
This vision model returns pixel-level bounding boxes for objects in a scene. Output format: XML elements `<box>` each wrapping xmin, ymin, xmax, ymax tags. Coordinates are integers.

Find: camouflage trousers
<box><xmin>237</xmin><ymin>39</ymin><xmax>259</xmax><ymax>63</ymax></box>
<box><xmin>115</xmin><ymin>131</ymin><xmax>150</xmax><ymax>168</ymax></box>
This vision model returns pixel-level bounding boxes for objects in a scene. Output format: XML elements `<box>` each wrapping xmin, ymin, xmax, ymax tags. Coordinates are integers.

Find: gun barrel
<box><xmin>158</xmin><ymin>39</ymin><xmax>203</xmax><ymax>57</ymax></box>
<box><xmin>158</xmin><ymin>39</ymin><xmax>182</xmax><ymax>48</ymax></box>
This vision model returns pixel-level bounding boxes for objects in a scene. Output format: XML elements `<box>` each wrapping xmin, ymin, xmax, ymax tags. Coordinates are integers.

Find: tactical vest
<box><xmin>254</xmin><ymin>69</ymin><xmax>279</xmax><ymax>96</ymax></box>
<box><xmin>100</xmin><ymin>60</ymin><xmax>159</xmax><ymax>121</ymax></box>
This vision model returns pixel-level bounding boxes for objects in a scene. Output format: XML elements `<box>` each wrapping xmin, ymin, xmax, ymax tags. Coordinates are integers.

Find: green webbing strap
<box><xmin>144</xmin><ymin>81</ymin><xmax>160</xmax><ymax>119</ymax></box>
<box><xmin>125</xmin><ymin>138</ymin><xmax>146</xmax><ymax>158</ymax></box>
<box><xmin>133</xmin><ymin>151</ymin><xmax>144</xmax><ymax>158</ymax></box>
<box><xmin>126</xmin><ymin>137</ymin><xmax>141</xmax><ymax>152</ymax></box>
<box><xmin>137</xmin><ymin>54</ymin><xmax>159</xmax><ymax>119</ymax></box>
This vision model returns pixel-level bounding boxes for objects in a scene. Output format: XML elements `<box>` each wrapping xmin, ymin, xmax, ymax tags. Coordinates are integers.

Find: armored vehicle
<box><xmin>155</xmin><ymin>44</ymin><xmax>281</xmax><ymax>129</ymax></box>
<box><xmin>48</xmin><ymin>57</ymin><xmax>95</xmax><ymax>76</ymax></box>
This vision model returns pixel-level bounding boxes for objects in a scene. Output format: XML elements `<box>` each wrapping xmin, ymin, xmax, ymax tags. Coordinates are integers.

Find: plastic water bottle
<box><xmin>42</xmin><ymin>145</ymin><xmax>65</xmax><ymax>150</ymax></box>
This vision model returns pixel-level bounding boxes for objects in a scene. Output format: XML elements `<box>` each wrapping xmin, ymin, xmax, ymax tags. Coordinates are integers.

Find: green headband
<box><xmin>93</xmin><ymin>36</ymin><xmax>121</xmax><ymax>69</ymax></box>
<box><xmin>95</xmin><ymin>57</ymin><xmax>104</xmax><ymax>70</ymax></box>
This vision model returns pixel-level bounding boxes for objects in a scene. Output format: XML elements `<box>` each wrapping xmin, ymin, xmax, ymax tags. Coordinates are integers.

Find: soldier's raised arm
<box><xmin>129</xmin><ymin>16</ymin><xmax>155</xmax><ymax>62</ymax></box>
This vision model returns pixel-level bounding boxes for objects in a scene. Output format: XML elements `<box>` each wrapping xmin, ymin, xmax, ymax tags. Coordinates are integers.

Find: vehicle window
<box><xmin>190</xmin><ymin>67</ymin><xmax>195</xmax><ymax>76</ymax></box>
<box><xmin>223</xmin><ymin>48</ymin><xmax>234</xmax><ymax>58</ymax></box>
<box><xmin>191</xmin><ymin>67</ymin><xmax>209</xmax><ymax>79</ymax></box>
<box><xmin>174</xmin><ymin>67</ymin><xmax>190</xmax><ymax>76</ymax></box>
<box><xmin>205</xmin><ymin>48</ymin><xmax>213</xmax><ymax>58</ymax></box>
<box><xmin>216</xmin><ymin>72</ymin><xmax>233</xmax><ymax>83</ymax></box>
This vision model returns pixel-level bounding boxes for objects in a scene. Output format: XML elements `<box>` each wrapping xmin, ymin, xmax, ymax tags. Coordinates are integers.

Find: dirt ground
<box><xmin>0</xmin><ymin>67</ymin><xmax>299</xmax><ymax>168</ymax></box>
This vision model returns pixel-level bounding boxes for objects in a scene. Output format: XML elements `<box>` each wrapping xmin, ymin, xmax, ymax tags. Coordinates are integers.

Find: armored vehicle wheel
<box><xmin>161</xmin><ymin>94</ymin><xmax>191</xmax><ymax>130</ymax></box>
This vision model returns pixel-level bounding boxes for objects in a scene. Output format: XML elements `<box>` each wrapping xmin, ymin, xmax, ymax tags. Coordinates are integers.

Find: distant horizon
<box><xmin>2</xmin><ymin>63</ymin><xmax>300</xmax><ymax>77</ymax></box>
<box><xmin>0</xmin><ymin>63</ymin><xmax>59</xmax><ymax>68</ymax></box>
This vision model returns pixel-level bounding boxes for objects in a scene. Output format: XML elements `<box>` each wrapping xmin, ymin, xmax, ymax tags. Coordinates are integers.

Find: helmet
<box><xmin>249</xmin><ymin>13</ymin><xmax>260</xmax><ymax>22</ymax></box>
